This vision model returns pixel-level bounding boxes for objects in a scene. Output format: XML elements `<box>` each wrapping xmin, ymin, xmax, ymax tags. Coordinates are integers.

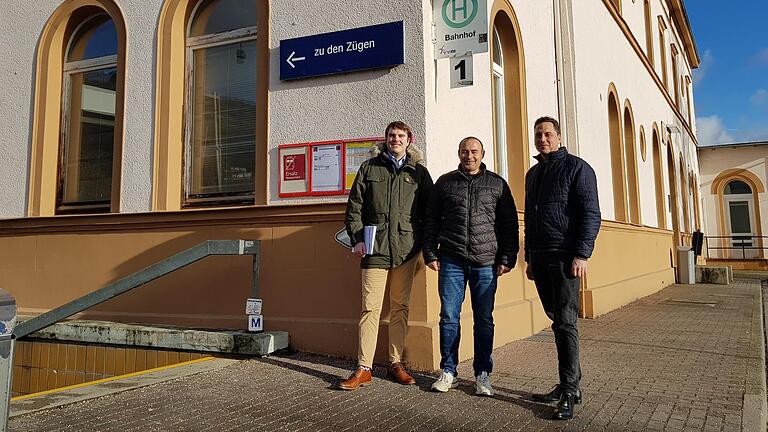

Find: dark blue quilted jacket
<box><xmin>524</xmin><ymin>147</ymin><xmax>601</xmax><ymax>261</ymax></box>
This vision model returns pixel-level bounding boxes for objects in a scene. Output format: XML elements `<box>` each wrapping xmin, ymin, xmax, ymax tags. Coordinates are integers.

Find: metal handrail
<box><xmin>704</xmin><ymin>235</ymin><xmax>768</xmax><ymax>260</ymax></box>
<box><xmin>14</xmin><ymin>239</ymin><xmax>260</xmax><ymax>338</ymax></box>
<box><xmin>1</xmin><ymin>239</ymin><xmax>261</xmax><ymax>431</ymax></box>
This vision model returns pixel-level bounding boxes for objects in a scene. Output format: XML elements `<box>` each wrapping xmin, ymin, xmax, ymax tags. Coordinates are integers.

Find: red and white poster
<box><xmin>283</xmin><ymin>153</ymin><xmax>306</xmax><ymax>181</ymax></box>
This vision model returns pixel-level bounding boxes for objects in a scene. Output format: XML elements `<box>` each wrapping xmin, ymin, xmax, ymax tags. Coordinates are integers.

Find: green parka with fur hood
<box><xmin>345</xmin><ymin>142</ymin><xmax>434</xmax><ymax>269</ymax></box>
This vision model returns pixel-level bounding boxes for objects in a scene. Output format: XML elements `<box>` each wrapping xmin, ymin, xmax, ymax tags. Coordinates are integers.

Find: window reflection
<box><xmin>725</xmin><ymin>180</ymin><xmax>752</xmax><ymax>195</ymax></box>
<box><xmin>60</xmin><ymin>14</ymin><xmax>118</xmax><ymax>212</ymax></box>
<box><xmin>67</xmin><ymin>15</ymin><xmax>117</xmax><ymax>62</ymax></box>
<box><xmin>190</xmin><ymin>41</ymin><xmax>257</xmax><ymax>196</ymax></box>
<box><xmin>189</xmin><ymin>0</ymin><xmax>256</xmax><ymax>37</ymax></box>
<box><xmin>186</xmin><ymin>0</ymin><xmax>258</xmax><ymax>203</ymax></box>
<box><xmin>62</xmin><ymin>68</ymin><xmax>116</xmax><ymax>206</ymax></box>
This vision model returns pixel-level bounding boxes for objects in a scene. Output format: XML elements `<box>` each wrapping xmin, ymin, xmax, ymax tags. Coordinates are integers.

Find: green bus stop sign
<box><xmin>442</xmin><ymin>0</ymin><xmax>479</xmax><ymax>29</ymax></box>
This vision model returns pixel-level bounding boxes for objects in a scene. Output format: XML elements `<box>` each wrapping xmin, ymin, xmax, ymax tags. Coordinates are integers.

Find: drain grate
<box><xmin>706</xmin><ymin>293</ymin><xmax>753</xmax><ymax>299</ymax></box>
<box><xmin>661</xmin><ymin>298</ymin><xmax>718</xmax><ymax>307</ymax></box>
<box><xmin>526</xmin><ymin>332</ymin><xmax>555</xmax><ymax>343</ymax></box>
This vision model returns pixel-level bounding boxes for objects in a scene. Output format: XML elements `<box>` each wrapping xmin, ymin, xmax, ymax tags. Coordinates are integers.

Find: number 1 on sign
<box><xmin>450</xmin><ymin>55</ymin><xmax>473</xmax><ymax>88</ymax></box>
<box><xmin>455</xmin><ymin>59</ymin><xmax>466</xmax><ymax>79</ymax></box>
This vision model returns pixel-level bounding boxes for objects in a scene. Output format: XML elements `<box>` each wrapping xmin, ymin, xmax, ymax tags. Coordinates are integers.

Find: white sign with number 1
<box><xmin>450</xmin><ymin>55</ymin><xmax>474</xmax><ymax>88</ymax></box>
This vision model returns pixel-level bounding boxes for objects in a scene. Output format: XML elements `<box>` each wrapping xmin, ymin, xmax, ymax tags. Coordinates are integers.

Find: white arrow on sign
<box><xmin>286</xmin><ymin>51</ymin><xmax>306</xmax><ymax>68</ymax></box>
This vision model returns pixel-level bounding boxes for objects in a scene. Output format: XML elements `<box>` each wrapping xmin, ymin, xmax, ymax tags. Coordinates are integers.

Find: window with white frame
<box><xmin>492</xmin><ymin>27</ymin><xmax>508</xmax><ymax>180</ymax></box>
<box><xmin>185</xmin><ymin>0</ymin><xmax>258</xmax><ymax>205</ymax></box>
<box><xmin>59</xmin><ymin>14</ymin><xmax>118</xmax><ymax>213</ymax></box>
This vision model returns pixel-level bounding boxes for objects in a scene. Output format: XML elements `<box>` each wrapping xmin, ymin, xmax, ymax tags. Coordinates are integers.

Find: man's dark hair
<box><xmin>534</xmin><ymin>116</ymin><xmax>561</xmax><ymax>135</ymax></box>
<box><xmin>458</xmin><ymin>136</ymin><xmax>484</xmax><ymax>150</ymax></box>
<box><xmin>385</xmin><ymin>121</ymin><xmax>414</xmax><ymax>142</ymax></box>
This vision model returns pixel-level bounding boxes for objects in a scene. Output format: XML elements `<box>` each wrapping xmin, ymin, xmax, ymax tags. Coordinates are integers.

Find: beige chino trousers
<box><xmin>358</xmin><ymin>255</ymin><xmax>418</xmax><ymax>368</ymax></box>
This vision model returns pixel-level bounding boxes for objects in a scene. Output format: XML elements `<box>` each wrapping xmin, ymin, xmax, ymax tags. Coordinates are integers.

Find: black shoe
<box><xmin>553</xmin><ymin>392</ymin><xmax>575</xmax><ymax>420</ymax></box>
<box><xmin>531</xmin><ymin>385</ymin><xmax>582</xmax><ymax>404</ymax></box>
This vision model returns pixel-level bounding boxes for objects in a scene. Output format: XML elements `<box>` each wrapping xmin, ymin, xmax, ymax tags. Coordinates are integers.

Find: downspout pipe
<box><xmin>552</xmin><ymin>0</ymin><xmax>579</xmax><ymax>155</ymax></box>
<box><xmin>553</xmin><ymin>0</ymin><xmax>568</xmax><ymax>143</ymax></box>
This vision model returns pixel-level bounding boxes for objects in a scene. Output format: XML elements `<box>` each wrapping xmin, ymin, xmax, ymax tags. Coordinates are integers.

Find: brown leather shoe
<box><xmin>338</xmin><ymin>368</ymin><xmax>372</xmax><ymax>390</ymax></box>
<box><xmin>387</xmin><ymin>362</ymin><xmax>416</xmax><ymax>385</ymax></box>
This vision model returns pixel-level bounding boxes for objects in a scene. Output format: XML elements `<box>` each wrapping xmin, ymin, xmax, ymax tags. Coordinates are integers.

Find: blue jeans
<box><xmin>438</xmin><ymin>256</ymin><xmax>498</xmax><ymax>376</ymax></box>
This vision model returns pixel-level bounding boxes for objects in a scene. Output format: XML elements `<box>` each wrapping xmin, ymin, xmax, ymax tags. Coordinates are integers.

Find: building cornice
<box><xmin>666</xmin><ymin>0</ymin><xmax>700</xmax><ymax>68</ymax></box>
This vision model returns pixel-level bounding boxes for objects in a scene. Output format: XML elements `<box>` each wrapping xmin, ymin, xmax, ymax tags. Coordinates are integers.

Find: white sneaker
<box><xmin>475</xmin><ymin>371</ymin><xmax>494</xmax><ymax>396</ymax></box>
<box><xmin>431</xmin><ymin>371</ymin><xmax>459</xmax><ymax>392</ymax></box>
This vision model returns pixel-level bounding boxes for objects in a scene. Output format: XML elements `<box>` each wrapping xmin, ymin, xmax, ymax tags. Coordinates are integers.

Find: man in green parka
<box><xmin>339</xmin><ymin>121</ymin><xmax>433</xmax><ymax>390</ymax></box>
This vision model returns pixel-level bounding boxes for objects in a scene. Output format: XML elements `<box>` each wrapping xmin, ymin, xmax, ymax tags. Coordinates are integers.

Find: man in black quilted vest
<box><xmin>423</xmin><ymin>137</ymin><xmax>519</xmax><ymax>397</ymax></box>
<box><xmin>525</xmin><ymin>116</ymin><xmax>601</xmax><ymax>420</ymax></box>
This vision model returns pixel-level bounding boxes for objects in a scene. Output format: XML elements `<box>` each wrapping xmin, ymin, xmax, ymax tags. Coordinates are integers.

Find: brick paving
<box><xmin>10</xmin><ymin>279</ymin><xmax>766</xmax><ymax>432</ymax></box>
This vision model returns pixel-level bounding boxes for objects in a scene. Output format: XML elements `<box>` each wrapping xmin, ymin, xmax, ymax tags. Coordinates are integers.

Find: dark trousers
<box><xmin>530</xmin><ymin>252</ymin><xmax>581</xmax><ymax>393</ymax></box>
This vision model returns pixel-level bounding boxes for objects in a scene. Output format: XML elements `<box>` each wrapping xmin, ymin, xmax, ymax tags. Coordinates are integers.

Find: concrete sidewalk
<box><xmin>10</xmin><ymin>278</ymin><xmax>767</xmax><ymax>432</ymax></box>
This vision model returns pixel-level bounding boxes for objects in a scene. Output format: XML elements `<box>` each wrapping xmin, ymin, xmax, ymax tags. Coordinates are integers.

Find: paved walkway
<box><xmin>10</xmin><ymin>278</ymin><xmax>767</xmax><ymax>432</ymax></box>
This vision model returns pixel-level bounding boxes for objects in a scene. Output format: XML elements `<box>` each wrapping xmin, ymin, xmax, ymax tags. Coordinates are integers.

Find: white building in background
<box><xmin>0</xmin><ymin>0</ymin><xmax>702</xmax><ymax>369</ymax></box>
<box><xmin>699</xmin><ymin>141</ymin><xmax>768</xmax><ymax>265</ymax></box>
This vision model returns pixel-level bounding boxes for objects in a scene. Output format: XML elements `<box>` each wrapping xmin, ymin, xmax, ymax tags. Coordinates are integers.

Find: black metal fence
<box><xmin>705</xmin><ymin>235</ymin><xmax>768</xmax><ymax>259</ymax></box>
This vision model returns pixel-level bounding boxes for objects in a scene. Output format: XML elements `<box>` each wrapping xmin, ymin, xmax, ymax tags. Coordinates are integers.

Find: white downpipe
<box><xmin>553</xmin><ymin>0</ymin><xmax>567</xmax><ymax>141</ymax></box>
<box><xmin>552</xmin><ymin>0</ymin><xmax>579</xmax><ymax>155</ymax></box>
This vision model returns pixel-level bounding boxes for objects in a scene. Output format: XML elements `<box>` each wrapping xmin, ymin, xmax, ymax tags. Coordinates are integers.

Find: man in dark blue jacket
<box><xmin>525</xmin><ymin>116</ymin><xmax>601</xmax><ymax>420</ymax></box>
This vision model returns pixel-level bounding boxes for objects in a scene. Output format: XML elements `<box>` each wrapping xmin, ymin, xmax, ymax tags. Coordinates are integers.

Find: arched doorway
<box><xmin>723</xmin><ymin>180</ymin><xmax>758</xmax><ymax>258</ymax></box>
<box><xmin>666</xmin><ymin>140</ymin><xmax>680</xmax><ymax>248</ymax></box>
<box><xmin>490</xmin><ymin>1</ymin><xmax>528</xmax><ymax>203</ymax></box>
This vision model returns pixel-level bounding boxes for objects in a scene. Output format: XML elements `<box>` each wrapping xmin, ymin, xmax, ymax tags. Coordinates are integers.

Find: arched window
<box><xmin>491</xmin><ymin>27</ymin><xmax>507</xmax><ymax>180</ymax></box>
<box><xmin>184</xmin><ymin>0</ymin><xmax>258</xmax><ymax>205</ymax></box>
<box><xmin>154</xmin><ymin>0</ymin><xmax>268</xmax><ymax>209</ymax></box>
<box><xmin>623</xmin><ymin>103</ymin><xmax>640</xmax><ymax>224</ymax></box>
<box><xmin>658</xmin><ymin>17</ymin><xmax>668</xmax><ymax>89</ymax></box>
<box><xmin>644</xmin><ymin>0</ymin><xmax>654</xmax><ymax>65</ymax></box>
<box><xmin>671</xmin><ymin>44</ymin><xmax>681</xmax><ymax>108</ymax></box>
<box><xmin>58</xmin><ymin>14</ymin><xmax>119</xmax><ymax>213</ymax></box>
<box><xmin>666</xmin><ymin>140</ymin><xmax>680</xmax><ymax>242</ymax></box>
<box><xmin>30</xmin><ymin>1</ymin><xmax>126</xmax><ymax>217</ymax></box>
<box><xmin>685</xmin><ymin>76</ymin><xmax>693</xmax><ymax>125</ymax></box>
<box><xmin>691</xmin><ymin>172</ymin><xmax>701</xmax><ymax>230</ymax></box>
<box><xmin>652</xmin><ymin>125</ymin><xmax>666</xmax><ymax>228</ymax></box>
<box><xmin>608</xmin><ymin>85</ymin><xmax>627</xmax><ymax>222</ymax></box>
<box><xmin>679</xmin><ymin>153</ymin><xmax>690</xmax><ymax>233</ymax></box>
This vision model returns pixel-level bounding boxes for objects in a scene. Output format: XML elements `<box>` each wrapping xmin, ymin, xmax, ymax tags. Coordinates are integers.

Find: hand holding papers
<box><xmin>363</xmin><ymin>225</ymin><xmax>377</xmax><ymax>255</ymax></box>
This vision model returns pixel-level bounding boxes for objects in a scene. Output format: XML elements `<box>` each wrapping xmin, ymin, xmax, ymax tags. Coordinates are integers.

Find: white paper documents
<box><xmin>363</xmin><ymin>225</ymin><xmax>377</xmax><ymax>255</ymax></box>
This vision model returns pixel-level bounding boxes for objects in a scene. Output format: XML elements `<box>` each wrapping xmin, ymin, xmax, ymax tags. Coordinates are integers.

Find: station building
<box><xmin>0</xmin><ymin>0</ymin><xmax>701</xmax><ymax>370</ymax></box>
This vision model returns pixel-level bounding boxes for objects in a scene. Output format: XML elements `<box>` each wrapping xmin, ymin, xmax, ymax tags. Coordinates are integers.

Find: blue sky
<box><xmin>686</xmin><ymin>1</ymin><xmax>768</xmax><ymax>145</ymax></box>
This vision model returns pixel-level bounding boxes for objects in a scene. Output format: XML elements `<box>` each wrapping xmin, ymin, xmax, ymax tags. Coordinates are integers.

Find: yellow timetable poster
<box><xmin>345</xmin><ymin>140</ymin><xmax>378</xmax><ymax>190</ymax></box>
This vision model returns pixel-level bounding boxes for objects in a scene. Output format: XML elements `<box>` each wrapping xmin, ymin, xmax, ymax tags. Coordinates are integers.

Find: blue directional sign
<box><xmin>280</xmin><ymin>21</ymin><xmax>405</xmax><ymax>81</ymax></box>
